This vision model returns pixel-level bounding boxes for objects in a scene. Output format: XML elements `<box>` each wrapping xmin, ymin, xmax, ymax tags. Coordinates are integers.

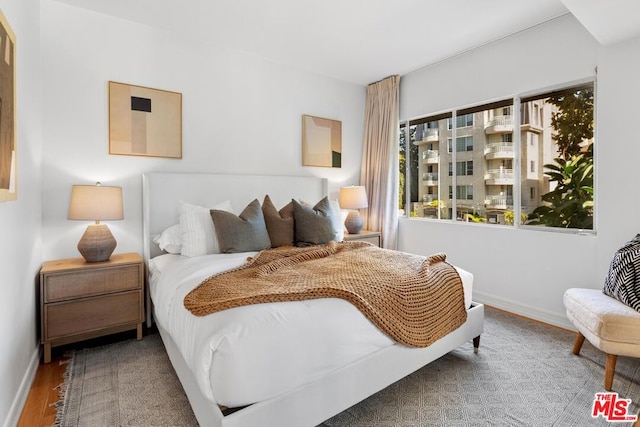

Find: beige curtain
<box><xmin>360</xmin><ymin>75</ymin><xmax>400</xmax><ymax>250</ymax></box>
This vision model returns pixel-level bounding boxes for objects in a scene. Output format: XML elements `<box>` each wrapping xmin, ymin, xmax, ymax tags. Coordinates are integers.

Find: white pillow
<box><xmin>339</xmin><ymin>209</ymin><xmax>348</xmax><ymax>233</ymax></box>
<box><xmin>179</xmin><ymin>200</ymin><xmax>233</xmax><ymax>257</ymax></box>
<box><xmin>330</xmin><ymin>200</ymin><xmax>345</xmax><ymax>242</ymax></box>
<box><xmin>152</xmin><ymin>224</ymin><xmax>183</xmax><ymax>254</ymax></box>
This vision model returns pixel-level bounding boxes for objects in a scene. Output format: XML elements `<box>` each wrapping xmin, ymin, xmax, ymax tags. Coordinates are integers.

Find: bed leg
<box><xmin>473</xmin><ymin>335</ymin><xmax>480</xmax><ymax>353</ymax></box>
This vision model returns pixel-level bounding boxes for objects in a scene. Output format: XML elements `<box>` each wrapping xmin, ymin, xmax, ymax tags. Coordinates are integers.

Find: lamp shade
<box><xmin>68</xmin><ymin>183</ymin><xmax>123</xmax><ymax>262</ymax></box>
<box><xmin>339</xmin><ymin>186</ymin><xmax>368</xmax><ymax>210</ymax></box>
<box><xmin>68</xmin><ymin>184</ymin><xmax>123</xmax><ymax>222</ymax></box>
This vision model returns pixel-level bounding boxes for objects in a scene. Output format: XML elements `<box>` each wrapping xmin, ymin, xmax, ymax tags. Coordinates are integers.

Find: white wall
<box><xmin>40</xmin><ymin>0</ymin><xmax>366</xmax><ymax>261</ymax></box>
<box><xmin>398</xmin><ymin>14</ymin><xmax>640</xmax><ymax>329</ymax></box>
<box><xmin>7</xmin><ymin>5</ymin><xmax>638</xmax><ymax>426</ymax></box>
<box><xmin>0</xmin><ymin>0</ymin><xmax>42</xmax><ymax>425</ymax></box>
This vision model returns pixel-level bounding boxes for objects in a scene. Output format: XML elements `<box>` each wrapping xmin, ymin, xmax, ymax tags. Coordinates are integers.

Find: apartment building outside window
<box><xmin>399</xmin><ymin>81</ymin><xmax>594</xmax><ymax>230</ymax></box>
<box><xmin>447</xmin><ymin>136</ymin><xmax>474</xmax><ymax>153</ymax></box>
<box><xmin>448</xmin><ymin>113</ymin><xmax>473</xmax><ymax>129</ymax></box>
<box><xmin>449</xmin><ymin>161</ymin><xmax>473</xmax><ymax>176</ymax></box>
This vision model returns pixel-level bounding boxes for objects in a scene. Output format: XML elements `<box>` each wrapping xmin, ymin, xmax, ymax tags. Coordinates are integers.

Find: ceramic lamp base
<box><xmin>77</xmin><ymin>224</ymin><xmax>117</xmax><ymax>263</ymax></box>
<box><xmin>344</xmin><ymin>210</ymin><xmax>364</xmax><ymax>234</ymax></box>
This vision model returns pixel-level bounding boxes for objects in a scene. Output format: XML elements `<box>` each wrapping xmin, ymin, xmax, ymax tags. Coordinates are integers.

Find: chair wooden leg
<box><xmin>572</xmin><ymin>332</ymin><xmax>585</xmax><ymax>355</ymax></box>
<box><xmin>605</xmin><ymin>354</ymin><xmax>617</xmax><ymax>391</ymax></box>
<box><xmin>473</xmin><ymin>336</ymin><xmax>480</xmax><ymax>353</ymax></box>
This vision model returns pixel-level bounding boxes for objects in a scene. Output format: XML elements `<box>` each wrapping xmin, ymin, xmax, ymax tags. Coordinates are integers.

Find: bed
<box><xmin>142</xmin><ymin>172</ymin><xmax>484</xmax><ymax>427</ymax></box>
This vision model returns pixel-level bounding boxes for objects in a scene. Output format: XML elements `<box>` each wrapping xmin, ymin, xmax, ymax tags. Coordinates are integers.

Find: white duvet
<box><xmin>149</xmin><ymin>252</ymin><xmax>473</xmax><ymax>408</ymax></box>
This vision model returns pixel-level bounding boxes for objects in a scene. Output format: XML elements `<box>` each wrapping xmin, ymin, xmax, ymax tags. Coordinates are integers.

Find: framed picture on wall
<box><xmin>0</xmin><ymin>9</ymin><xmax>16</xmax><ymax>202</ymax></box>
<box><xmin>108</xmin><ymin>81</ymin><xmax>182</xmax><ymax>158</ymax></box>
<box><xmin>302</xmin><ymin>115</ymin><xmax>342</xmax><ymax>168</ymax></box>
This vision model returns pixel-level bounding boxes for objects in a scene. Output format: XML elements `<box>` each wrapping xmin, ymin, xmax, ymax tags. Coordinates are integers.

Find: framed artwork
<box><xmin>0</xmin><ymin>9</ymin><xmax>15</xmax><ymax>202</ymax></box>
<box><xmin>302</xmin><ymin>115</ymin><xmax>341</xmax><ymax>168</ymax></box>
<box><xmin>108</xmin><ymin>81</ymin><xmax>182</xmax><ymax>158</ymax></box>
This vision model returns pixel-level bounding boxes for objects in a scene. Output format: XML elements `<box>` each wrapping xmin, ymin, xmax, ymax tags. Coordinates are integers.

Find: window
<box><xmin>448</xmin><ymin>113</ymin><xmax>474</xmax><ymax>129</ymax></box>
<box><xmin>399</xmin><ymin>81</ymin><xmax>595</xmax><ymax>230</ymax></box>
<box><xmin>400</xmin><ymin>113</ymin><xmax>451</xmax><ymax>219</ymax></box>
<box><xmin>521</xmin><ymin>83</ymin><xmax>594</xmax><ymax>230</ymax></box>
<box><xmin>447</xmin><ymin>136</ymin><xmax>474</xmax><ymax>153</ymax></box>
<box><xmin>449</xmin><ymin>185</ymin><xmax>473</xmax><ymax>200</ymax></box>
<box><xmin>449</xmin><ymin>161</ymin><xmax>473</xmax><ymax>176</ymax></box>
<box><xmin>398</xmin><ymin>123</ymin><xmax>419</xmax><ymax>216</ymax></box>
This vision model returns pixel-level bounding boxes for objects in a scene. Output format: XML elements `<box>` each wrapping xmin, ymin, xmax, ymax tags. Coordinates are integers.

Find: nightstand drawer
<box><xmin>343</xmin><ymin>230</ymin><xmax>381</xmax><ymax>247</ymax></box>
<box><xmin>354</xmin><ymin>235</ymin><xmax>380</xmax><ymax>246</ymax></box>
<box><xmin>44</xmin><ymin>264</ymin><xmax>141</xmax><ymax>302</ymax></box>
<box><xmin>45</xmin><ymin>291</ymin><xmax>141</xmax><ymax>339</ymax></box>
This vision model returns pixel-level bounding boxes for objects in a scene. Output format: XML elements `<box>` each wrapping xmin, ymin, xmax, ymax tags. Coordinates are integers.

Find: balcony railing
<box><xmin>422</xmin><ymin>128</ymin><xmax>439</xmax><ymax>142</ymax></box>
<box><xmin>422</xmin><ymin>149</ymin><xmax>439</xmax><ymax>163</ymax></box>
<box><xmin>485</xmin><ymin>195</ymin><xmax>514</xmax><ymax>208</ymax></box>
<box><xmin>414</xmin><ymin>128</ymin><xmax>439</xmax><ymax>145</ymax></box>
<box><xmin>422</xmin><ymin>173</ymin><xmax>438</xmax><ymax>185</ymax></box>
<box><xmin>485</xmin><ymin>115</ymin><xmax>514</xmax><ymax>134</ymax></box>
<box><xmin>484</xmin><ymin>142</ymin><xmax>514</xmax><ymax>157</ymax></box>
<box><xmin>484</xmin><ymin>168</ymin><xmax>514</xmax><ymax>183</ymax></box>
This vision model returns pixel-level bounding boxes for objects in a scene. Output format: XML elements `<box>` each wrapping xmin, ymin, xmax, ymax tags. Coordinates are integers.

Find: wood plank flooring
<box><xmin>17</xmin><ymin>353</ymin><xmax>69</xmax><ymax>427</ymax></box>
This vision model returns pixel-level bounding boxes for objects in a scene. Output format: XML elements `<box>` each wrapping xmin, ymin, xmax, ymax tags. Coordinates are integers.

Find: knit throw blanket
<box><xmin>184</xmin><ymin>241</ymin><xmax>467</xmax><ymax>347</ymax></box>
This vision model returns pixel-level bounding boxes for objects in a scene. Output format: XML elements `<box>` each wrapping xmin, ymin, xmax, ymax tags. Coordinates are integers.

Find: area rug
<box><xmin>55</xmin><ymin>308</ymin><xmax>640</xmax><ymax>426</ymax></box>
<box><xmin>54</xmin><ymin>333</ymin><xmax>198</xmax><ymax>427</ymax></box>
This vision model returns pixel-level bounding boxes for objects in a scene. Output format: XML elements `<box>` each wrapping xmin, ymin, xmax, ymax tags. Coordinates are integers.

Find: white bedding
<box><xmin>149</xmin><ymin>251</ymin><xmax>474</xmax><ymax>408</ymax></box>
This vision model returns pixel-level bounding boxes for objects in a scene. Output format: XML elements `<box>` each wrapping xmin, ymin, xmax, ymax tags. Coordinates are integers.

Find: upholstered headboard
<box><xmin>141</xmin><ymin>172</ymin><xmax>328</xmax><ymax>262</ymax></box>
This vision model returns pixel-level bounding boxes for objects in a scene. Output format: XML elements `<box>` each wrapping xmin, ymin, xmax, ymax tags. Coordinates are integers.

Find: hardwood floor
<box><xmin>17</xmin><ymin>353</ymin><xmax>69</xmax><ymax>427</ymax></box>
<box><xmin>16</xmin><ymin>329</ymin><xmax>141</xmax><ymax>427</ymax></box>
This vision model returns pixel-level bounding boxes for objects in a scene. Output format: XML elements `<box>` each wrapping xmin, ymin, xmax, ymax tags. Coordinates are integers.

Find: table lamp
<box><xmin>339</xmin><ymin>185</ymin><xmax>368</xmax><ymax>234</ymax></box>
<box><xmin>68</xmin><ymin>182</ymin><xmax>123</xmax><ymax>262</ymax></box>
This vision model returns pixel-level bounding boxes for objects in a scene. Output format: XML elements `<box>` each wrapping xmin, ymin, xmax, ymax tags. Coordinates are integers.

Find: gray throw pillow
<box><xmin>292</xmin><ymin>197</ymin><xmax>339</xmax><ymax>246</ymax></box>
<box><xmin>262</xmin><ymin>195</ymin><xmax>294</xmax><ymax>247</ymax></box>
<box><xmin>603</xmin><ymin>234</ymin><xmax>640</xmax><ymax>312</ymax></box>
<box><xmin>210</xmin><ymin>199</ymin><xmax>271</xmax><ymax>253</ymax></box>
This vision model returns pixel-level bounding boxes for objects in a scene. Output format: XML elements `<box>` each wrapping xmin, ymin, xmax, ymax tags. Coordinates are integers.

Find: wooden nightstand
<box><xmin>39</xmin><ymin>253</ymin><xmax>144</xmax><ymax>363</ymax></box>
<box><xmin>343</xmin><ymin>230</ymin><xmax>381</xmax><ymax>247</ymax></box>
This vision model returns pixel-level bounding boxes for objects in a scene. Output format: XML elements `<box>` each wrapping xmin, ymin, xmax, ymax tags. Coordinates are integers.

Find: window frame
<box><xmin>399</xmin><ymin>78</ymin><xmax>596</xmax><ymax>234</ymax></box>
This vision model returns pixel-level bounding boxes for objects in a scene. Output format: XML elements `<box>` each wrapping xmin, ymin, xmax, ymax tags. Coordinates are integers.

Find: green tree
<box><xmin>398</xmin><ymin>152</ymin><xmax>406</xmax><ymax>210</ymax></box>
<box><xmin>547</xmin><ymin>87</ymin><xmax>594</xmax><ymax>158</ymax></box>
<box><xmin>398</xmin><ymin>125</ymin><xmax>418</xmax><ymax>211</ymax></box>
<box><xmin>528</xmin><ymin>85</ymin><xmax>594</xmax><ymax>229</ymax></box>
<box><xmin>399</xmin><ymin>126</ymin><xmax>406</xmax><ymax>210</ymax></box>
<box><xmin>527</xmin><ymin>149</ymin><xmax>593</xmax><ymax>229</ymax></box>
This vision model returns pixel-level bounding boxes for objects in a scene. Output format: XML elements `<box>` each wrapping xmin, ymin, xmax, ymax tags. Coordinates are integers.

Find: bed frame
<box><xmin>142</xmin><ymin>172</ymin><xmax>484</xmax><ymax>427</ymax></box>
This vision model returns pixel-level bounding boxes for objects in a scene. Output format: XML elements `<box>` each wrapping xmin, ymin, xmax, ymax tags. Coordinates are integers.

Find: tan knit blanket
<box><xmin>184</xmin><ymin>241</ymin><xmax>467</xmax><ymax>347</ymax></box>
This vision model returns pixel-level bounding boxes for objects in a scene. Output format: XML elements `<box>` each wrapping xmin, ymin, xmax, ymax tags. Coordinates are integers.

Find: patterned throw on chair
<box><xmin>603</xmin><ymin>234</ymin><xmax>640</xmax><ymax>312</ymax></box>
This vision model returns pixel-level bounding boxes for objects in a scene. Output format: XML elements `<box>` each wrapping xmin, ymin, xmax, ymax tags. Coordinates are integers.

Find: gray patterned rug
<box><xmin>55</xmin><ymin>308</ymin><xmax>640</xmax><ymax>426</ymax></box>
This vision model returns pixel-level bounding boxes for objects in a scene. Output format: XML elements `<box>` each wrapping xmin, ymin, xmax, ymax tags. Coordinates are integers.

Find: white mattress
<box><xmin>149</xmin><ymin>252</ymin><xmax>474</xmax><ymax>408</ymax></box>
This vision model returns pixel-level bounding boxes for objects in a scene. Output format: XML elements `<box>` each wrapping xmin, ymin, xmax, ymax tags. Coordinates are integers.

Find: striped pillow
<box><xmin>603</xmin><ymin>234</ymin><xmax>640</xmax><ymax>312</ymax></box>
<box><xmin>179</xmin><ymin>200</ymin><xmax>233</xmax><ymax>257</ymax></box>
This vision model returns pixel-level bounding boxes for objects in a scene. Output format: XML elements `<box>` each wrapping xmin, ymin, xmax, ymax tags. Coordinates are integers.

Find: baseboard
<box><xmin>3</xmin><ymin>346</ymin><xmax>40</xmax><ymax>427</ymax></box>
<box><xmin>473</xmin><ymin>290</ymin><xmax>575</xmax><ymax>331</ymax></box>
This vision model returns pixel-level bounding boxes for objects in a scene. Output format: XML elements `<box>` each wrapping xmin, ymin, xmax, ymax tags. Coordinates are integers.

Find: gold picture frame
<box><xmin>0</xmin><ymin>9</ymin><xmax>16</xmax><ymax>202</ymax></box>
<box><xmin>302</xmin><ymin>115</ymin><xmax>341</xmax><ymax>168</ymax></box>
<box><xmin>108</xmin><ymin>81</ymin><xmax>182</xmax><ymax>158</ymax></box>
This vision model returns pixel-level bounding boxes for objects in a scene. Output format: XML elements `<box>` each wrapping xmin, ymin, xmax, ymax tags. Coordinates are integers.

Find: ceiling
<box><xmin>52</xmin><ymin>0</ymin><xmax>640</xmax><ymax>86</ymax></box>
